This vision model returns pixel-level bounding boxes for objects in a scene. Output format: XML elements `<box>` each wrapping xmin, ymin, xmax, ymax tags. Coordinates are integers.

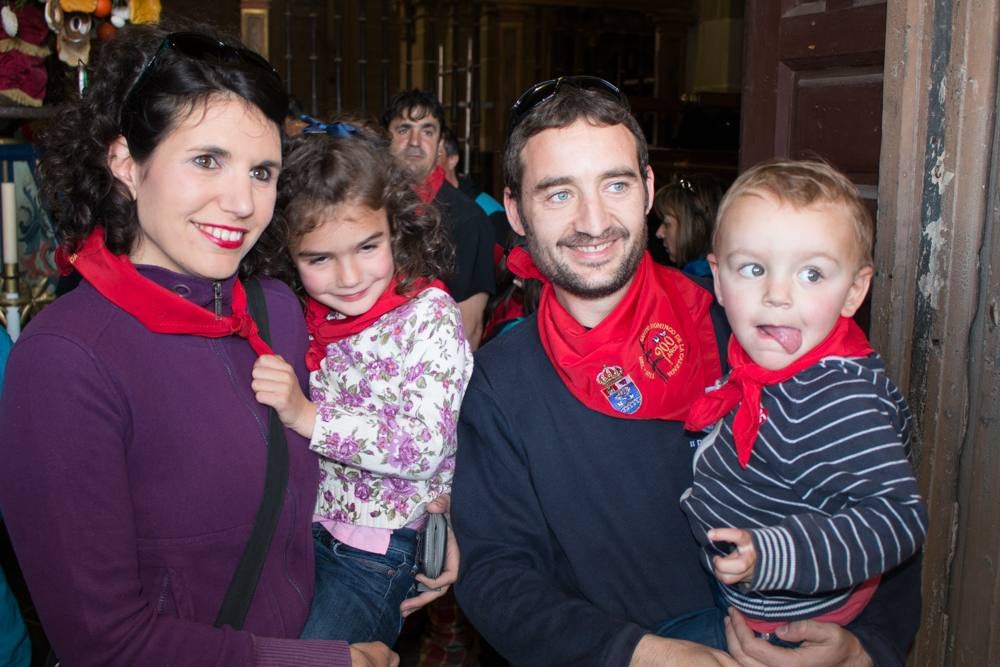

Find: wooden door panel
<box><xmin>741</xmin><ymin>0</ymin><xmax>887</xmax><ymax>179</ymax></box>
<box><xmin>787</xmin><ymin>67</ymin><xmax>884</xmax><ymax>180</ymax></box>
<box><xmin>778</xmin><ymin>2</ymin><xmax>887</xmax><ymax>67</ymax></box>
<box><xmin>741</xmin><ymin>0</ymin><xmax>887</xmax><ymax>332</ymax></box>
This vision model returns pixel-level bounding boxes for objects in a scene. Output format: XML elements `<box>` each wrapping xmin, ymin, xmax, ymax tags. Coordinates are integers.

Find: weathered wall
<box><xmin>875</xmin><ymin>0</ymin><xmax>1000</xmax><ymax>663</ymax></box>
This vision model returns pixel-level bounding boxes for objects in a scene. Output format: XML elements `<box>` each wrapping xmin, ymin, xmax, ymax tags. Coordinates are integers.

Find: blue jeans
<box><xmin>656</xmin><ymin>580</ymin><xmax>803</xmax><ymax>651</ymax></box>
<box><xmin>300</xmin><ymin>523</ymin><xmax>419</xmax><ymax>645</ymax></box>
<box><xmin>654</xmin><ymin>606</ymin><xmax>727</xmax><ymax>650</ymax></box>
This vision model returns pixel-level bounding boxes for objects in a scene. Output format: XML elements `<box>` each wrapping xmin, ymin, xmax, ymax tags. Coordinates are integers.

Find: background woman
<box><xmin>652</xmin><ymin>174</ymin><xmax>722</xmax><ymax>277</ymax></box>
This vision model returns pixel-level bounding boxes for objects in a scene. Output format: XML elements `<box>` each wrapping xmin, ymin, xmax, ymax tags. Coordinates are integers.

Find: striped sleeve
<box><xmin>746</xmin><ymin>360</ymin><xmax>928</xmax><ymax>595</ymax></box>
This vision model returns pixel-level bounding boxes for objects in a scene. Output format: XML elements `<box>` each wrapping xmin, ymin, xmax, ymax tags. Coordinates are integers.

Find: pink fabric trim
<box><xmin>314</xmin><ymin>515</ymin><xmax>391</xmax><ymax>554</ymax></box>
<box><xmin>313</xmin><ymin>514</ymin><xmax>428</xmax><ymax>554</ymax></box>
<box><xmin>745</xmin><ymin>576</ymin><xmax>881</xmax><ymax>634</ymax></box>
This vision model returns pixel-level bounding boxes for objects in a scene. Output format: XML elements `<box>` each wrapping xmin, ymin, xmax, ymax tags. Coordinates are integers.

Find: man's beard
<box><xmin>521</xmin><ymin>215</ymin><xmax>645</xmax><ymax>300</ymax></box>
<box><xmin>396</xmin><ymin>149</ymin><xmax>431</xmax><ymax>180</ymax></box>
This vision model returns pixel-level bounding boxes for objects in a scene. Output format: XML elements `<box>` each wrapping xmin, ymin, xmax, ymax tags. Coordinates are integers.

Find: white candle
<box><xmin>2</xmin><ymin>182</ymin><xmax>16</xmax><ymax>265</ymax></box>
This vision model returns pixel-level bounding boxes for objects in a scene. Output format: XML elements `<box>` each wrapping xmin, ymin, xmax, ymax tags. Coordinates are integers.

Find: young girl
<box><xmin>250</xmin><ymin>123</ymin><xmax>473</xmax><ymax>646</ymax></box>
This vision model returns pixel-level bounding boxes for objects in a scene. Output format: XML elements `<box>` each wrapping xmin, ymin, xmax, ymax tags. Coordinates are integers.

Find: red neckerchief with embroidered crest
<box><xmin>304</xmin><ymin>275</ymin><xmax>447</xmax><ymax>371</ymax></box>
<box><xmin>415</xmin><ymin>165</ymin><xmax>446</xmax><ymax>204</ymax></box>
<box><xmin>65</xmin><ymin>227</ymin><xmax>273</xmax><ymax>356</ymax></box>
<box><xmin>506</xmin><ymin>246</ymin><xmax>721</xmax><ymax>421</ymax></box>
<box><xmin>684</xmin><ymin>316</ymin><xmax>874</xmax><ymax>468</ymax></box>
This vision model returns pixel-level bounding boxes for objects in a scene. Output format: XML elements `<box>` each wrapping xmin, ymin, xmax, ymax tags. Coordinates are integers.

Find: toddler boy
<box><xmin>678</xmin><ymin>159</ymin><xmax>928</xmax><ymax>644</ymax></box>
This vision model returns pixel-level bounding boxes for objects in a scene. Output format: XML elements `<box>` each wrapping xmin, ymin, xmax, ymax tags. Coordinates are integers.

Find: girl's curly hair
<box><xmin>38</xmin><ymin>20</ymin><xmax>286</xmax><ymax>257</ymax></box>
<box><xmin>244</xmin><ymin>122</ymin><xmax>454</xmax><ymax>295</ymax></box>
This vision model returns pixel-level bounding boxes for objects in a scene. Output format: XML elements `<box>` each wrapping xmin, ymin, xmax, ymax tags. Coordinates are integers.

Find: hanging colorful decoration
<box><xmin>1</xmin><ymin>0</ymin><xmax>160</xmax><ymax>104</ymax></box>
<box><xmin>34</xmin><ymin>0</ymin><xmax>159</xmax><ymax>67</ymax></box>
<box><xmin>0</xmin><ymin>2</ymin><xmax>50</xmax><ymax>106</ymax></box>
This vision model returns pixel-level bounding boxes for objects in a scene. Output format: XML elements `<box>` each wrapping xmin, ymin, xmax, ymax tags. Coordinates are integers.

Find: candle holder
<box><xmin>2</xmin><ymin>261</ymin><xmax>20</xmax><ymax>339</ymax></box>
<box><xmin>1</xmin><ymin>264</ymin><xmax>54</xmax><ymax>340</ymax></box>
<box><xmin>2</xmin><ymin>261</ymin><xmax>16</xmax><ymax>294</ymax></box>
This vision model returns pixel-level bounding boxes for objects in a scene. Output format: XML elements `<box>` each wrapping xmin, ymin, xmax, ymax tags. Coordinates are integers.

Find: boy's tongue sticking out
<box><xmin>758</xmin><ymin>325</ymin><xmax>802</xmax><ymax>355</ymax></box>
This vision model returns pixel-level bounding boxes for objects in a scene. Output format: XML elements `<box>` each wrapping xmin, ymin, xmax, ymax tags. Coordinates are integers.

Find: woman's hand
<box><xmin>349</xmin><ymin>641</ymin><xmax>400</xmax><ymax>667</ymax></box>
<box><xmin>400</xmin><ymin>493</ymin><xmax>460</xmax><ymax>616</ymax></box>
<box><xmin>251</xmin><ymin>354</ymin><xmax>316</xmax><ymax>438</ymax></box>
<box><xmin>725</xmin><ymin>608</ymin><xmax>872</xmax><ymax>667</ymax></box>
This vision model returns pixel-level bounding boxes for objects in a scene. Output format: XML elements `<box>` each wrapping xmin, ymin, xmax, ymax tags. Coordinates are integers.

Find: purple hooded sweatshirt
<box><xmin>0</xmin><ymin>267</ymin><xmax>351</xmax><ymax>666</ymax></box>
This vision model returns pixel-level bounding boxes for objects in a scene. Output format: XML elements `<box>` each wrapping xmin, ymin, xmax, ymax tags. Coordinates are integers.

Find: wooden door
<box><xmin>740</xmin><ymin>0</ymin><xmax>886</xmax><ymax>194</ymax></box>
<box><xmin>739</xmin><ymin>0</ymin><xmax>887</xmax><ymax>329</ymax></box>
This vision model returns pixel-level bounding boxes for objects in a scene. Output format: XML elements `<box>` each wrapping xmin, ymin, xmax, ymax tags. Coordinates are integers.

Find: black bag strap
<box><xmin>214</xmin><ymin>278</ymin><xmax>290</xmax><ymax>629</ymax></box>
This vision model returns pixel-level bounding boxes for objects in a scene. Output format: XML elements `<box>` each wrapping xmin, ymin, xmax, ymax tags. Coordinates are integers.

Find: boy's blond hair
<box><xmin>714</xmin><ymin>159</ymin><xmax>874</xmax><ymax>268</ymax></box>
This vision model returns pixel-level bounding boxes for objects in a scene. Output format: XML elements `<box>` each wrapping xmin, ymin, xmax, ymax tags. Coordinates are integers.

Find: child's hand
<box><xmin>401</xmin><ymin>494</ymin><xmax>460</xmax><ymax>617</ymax></box>
<box><xmin>708</xmin><ymin>527</ymin><xmax>757</xmax><ymax>586</ymax></box>
<box><xmin>251</xmin><ymin>355</ymin><xmax>317</xmax><ymax>439</ymax></box>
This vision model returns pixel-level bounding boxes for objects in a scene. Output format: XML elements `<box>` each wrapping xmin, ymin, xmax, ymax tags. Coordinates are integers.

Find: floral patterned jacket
<box><xmin>310</xmin><ymin>287</ymin><xmax>473</xmax><ymax>529</ymax></box>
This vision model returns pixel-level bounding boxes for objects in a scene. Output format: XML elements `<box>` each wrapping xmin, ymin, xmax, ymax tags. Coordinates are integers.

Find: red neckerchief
<box><xmin>67</xmin><ymin>227</ymin><xmax>273</xmax><ymax>356</ymax></box>
<box><xmin>684</xmin><ymin>316</ymin><xmax>874</xmax><ymax>468</ymax></box>
<box><xmin>415</xmin><ymin>166</ymin><xmax>446</xmax><ymax>204</ymax></box>
<box><xmin>305</xmin><ymin>276</ymin><xmax>446</xmax><ymax>371</ymax></box>
<box><xmin>507</xmin><ymin>246</ymin><xmax>721</xmax><ymax>421</ymax></box>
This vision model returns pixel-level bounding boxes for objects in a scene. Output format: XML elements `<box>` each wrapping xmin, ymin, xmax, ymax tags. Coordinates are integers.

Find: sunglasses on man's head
<box><xmin>120</xmin><ymin>32</ymin><xmax>278</xmax><ymax>129</ymax></box>
<box><xmin>507</xmin><ymin>76</ymin><xmax>628</xmax><ymax>136</ymax></box>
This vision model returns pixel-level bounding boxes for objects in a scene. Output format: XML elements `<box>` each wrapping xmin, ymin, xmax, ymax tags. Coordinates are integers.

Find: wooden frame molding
<box><xmin>876</xmin><ymin>0</ymin><xmax>1000</xmax><ymax>663</ymax></box>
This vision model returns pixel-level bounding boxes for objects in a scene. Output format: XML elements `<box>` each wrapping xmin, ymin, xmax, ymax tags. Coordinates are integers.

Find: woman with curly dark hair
<box><xmin>0</xmin><ymin>22</ymin><xmax>399</xmax><ymax>666</ymax></box>
<box><xmin>249</xmin><ymin>122</ymin><xmax>471</xmax><ymax>647</ymax></box>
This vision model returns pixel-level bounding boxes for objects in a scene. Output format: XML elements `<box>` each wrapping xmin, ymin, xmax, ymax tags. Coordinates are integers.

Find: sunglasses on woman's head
<box><xmin>507</xmin><ymin>76</ymin><xmax>628</xmax><ymax>137</ymax></box>
<box><xmin>119</xmin><ymin>32</ymin><xmax>278</xmax><ymax>130</ymax></box>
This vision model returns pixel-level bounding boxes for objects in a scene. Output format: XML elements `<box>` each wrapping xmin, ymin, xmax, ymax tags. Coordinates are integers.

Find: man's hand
<box><xmin>708</xmin><ymin>527</ymin><xmax>757</xmax><ymax>585</ymax></box>
<box><xmin>724</xmin><ymin>608</ymin><xmax>872</xmax><ymax>667</ymax></box>
<box><xmin>349</xmin><ymin>641</ymin><xmax>399</xmax><ymax>667</ymax></box>
<box><xmin>400</xmin><ymin>494</ymin><xmax>460</xmax><ymax>616</ymax></box>
<box><xmin>251</xmin><ymin>354</ymin><xmax>316</xmax><ymax>438</ymax></box>
<box><xmin>629</xmin><ymin>634</ymin><xmax>738</xmax><ymax>666</ymax></box>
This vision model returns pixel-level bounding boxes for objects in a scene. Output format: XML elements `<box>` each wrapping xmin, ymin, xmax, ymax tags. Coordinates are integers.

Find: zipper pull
<box><xmin>213</xmin><ymin>281</ymin><xmax>223</xmax><ymax>319</ymax></box>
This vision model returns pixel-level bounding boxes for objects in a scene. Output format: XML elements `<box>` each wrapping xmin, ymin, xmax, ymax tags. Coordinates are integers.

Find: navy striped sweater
<box><xmin>680</xmin><ymin>353</ymin><xmax>928</xmax><ymax>622</ymax></box>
